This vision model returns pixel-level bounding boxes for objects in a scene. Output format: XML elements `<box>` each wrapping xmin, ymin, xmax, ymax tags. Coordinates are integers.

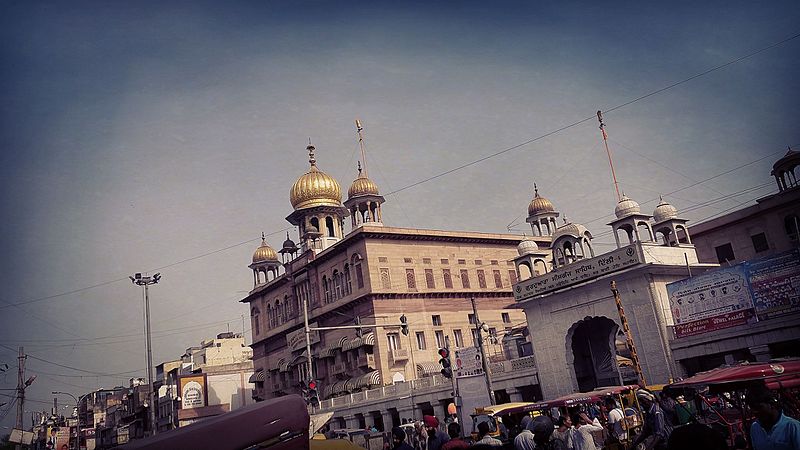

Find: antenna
<box><xmin>355</xmin><ymin>119</ymin><xmax>368</xmax><ymax>176</ymax></box>
<box><xmin>597</xmin><ymin>111</ymin><xmax>621</xmax><ymax>201</ymax></box>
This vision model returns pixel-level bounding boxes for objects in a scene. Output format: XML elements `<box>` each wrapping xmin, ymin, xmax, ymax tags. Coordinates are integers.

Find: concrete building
<box><xmin>513</xmin><ymin>191</ymin><xmax>718</xmax><ymax>399</ymax></box>
<box><xmin>669</xmin><ymin>150</ymin><xmax>800</xmax><ymax>374</ymax></box>
<box><xmin>241</xmin><ymin>141</ymin><xmax>542</xmax><ymax>430</ymax></box>
<box><xmin>690</xmin><ymin>149</ymin><xmax>800</xmax><ymax>265</ymax></box>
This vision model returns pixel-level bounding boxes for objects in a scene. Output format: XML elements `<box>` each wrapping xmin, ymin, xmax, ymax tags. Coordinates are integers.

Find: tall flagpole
<box><xmin>597</xmin><ymin>111</ymin><xmax>621</xmax><ymax>201</ymax></box>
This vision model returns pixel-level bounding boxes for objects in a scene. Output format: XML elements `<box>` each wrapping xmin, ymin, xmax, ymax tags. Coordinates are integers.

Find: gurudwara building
<box><xmin>241</xmin><ymin>139</ymin><xmax>543</xmax><ymax>429</ymax></box>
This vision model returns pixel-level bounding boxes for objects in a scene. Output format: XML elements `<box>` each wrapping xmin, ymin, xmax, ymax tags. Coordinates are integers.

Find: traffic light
<box><xmin>355</xmin><ymin>316</ymin><xmax>363</xmax><ymax>338</ymax></box>
<box><xmin>438</xmin><ymin>348</ymin><xmax>452</xmax><ymax>379</ymax></box>
<box><xmin>400</xmin><ymin>314</ymin><xmax>409</xmax><ymax>336</ymax></box>
<box><xmin>307</xmin><ymin>379</ymin><xmax>319</xmax><ymax>407</ymax></box>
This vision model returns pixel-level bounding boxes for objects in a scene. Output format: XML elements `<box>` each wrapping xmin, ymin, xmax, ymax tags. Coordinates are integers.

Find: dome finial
<box><xmin>261</xmin><ymin>231</ymin><xmax>266</xmax><ymax>242</ymax></box>
<box><xmin>307</xmin><ymin>139</ymin><xmax>316</xmax><ymax>167</ymax></box>
<box><xmin>357</xmin><ymin>160</ymin><xmax>363</xmax><ymax>175</ymax></box>
<box><xmin>534</xmin><ymin>182</ymin><xmax>539</xmax><ymax>196</ymax></box>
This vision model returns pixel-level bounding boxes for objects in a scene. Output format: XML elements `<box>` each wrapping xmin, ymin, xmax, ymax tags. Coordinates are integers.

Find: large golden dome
<box><xmin>252</xmin><ymin>234</ymin><xmax>278</xmax><ymax>264</ymax></box>
<box><xmin>348</xmin><ymin>165</ymin><xmax>380</xmax><ymax>199</ymax></box>
<box><xmin>289</xmin><ymin>144</ymin><xmax>342</xmax><ymax>210</ymax></box>
<box><xmin>528</xmin><ymin>185</ymin><xmax>555</xmax><ymax>216</ymax></box>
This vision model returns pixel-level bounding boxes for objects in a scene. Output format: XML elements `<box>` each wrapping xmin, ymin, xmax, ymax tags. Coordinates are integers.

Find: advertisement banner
<box><xmin>454</xmin><ymin>346</ymin><xmax>483</xmax><ymax>378</ymax></box>
<box><xmin>746</xmin><ymin>249</ymin><xmax>800</xmax><ymax>320</ymax></box>
<box><xmin>667</xmin><ymin>265</ymin><xmax>754</xmax><ymax>327</ymax></box>
<box><xmin>179</xmin><ymin>373</ymin><xmax>208</xmax><ymax>409</ymax></box>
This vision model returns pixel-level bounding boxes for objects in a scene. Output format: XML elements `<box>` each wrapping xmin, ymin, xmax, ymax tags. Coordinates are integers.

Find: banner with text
<box><xmin>747</xmin><ymin>248</ymin><xmax>800</xmax><ymax>320</ymax></box>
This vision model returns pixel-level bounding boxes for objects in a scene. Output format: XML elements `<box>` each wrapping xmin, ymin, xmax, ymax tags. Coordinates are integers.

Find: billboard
<box><xmin>747</xmin><ymin>248</ymin><xmax>800</xmax><ymax>320</ymax></box>
<box><xmin>179</xmin><ymin>373</ymin><xmax>209</xmax><ymax>409</ymax></box>
<box><xmin>667</xmin><ymin>249</ymin><xmax>800</xmax><ymax>338</ymax></box>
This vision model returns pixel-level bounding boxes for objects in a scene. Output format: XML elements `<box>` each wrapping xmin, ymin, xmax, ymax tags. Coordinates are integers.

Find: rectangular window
<box><xmin>416</xmin><ymin>332</ymin><xmax>426</xmax><ymax>350</ymax></box>
<box><xmin>460</xmin><ymin>269</ymin><xmax>470</xmax><ymax>288</ymax></box>
<box><xmin>488</xmin><ymin>327</ymin><xmax>498</xmax><ymax>344</ymax></box>
<box><xmin>477</xmin><ymin>270</ymin><xmax>487</xmax><ymax>288</ymax></box>
<box><xmin>491</xmin><ymin>260</ymin><xmax>499</xmax><ymax>265</ymax></box>
<box><xmin>468</xmin><ymin>314</ymin><xmax>476</xmax><ymax>325</ymax></box>
<box><xmin>474</xmin><ymin>259</ymin><xmax>482</xmax><ymax>265</ymax></box>
<box><xmin>423</xmin><ymin>258</ymin><xmax>431</xmax><ymax>264</ymax></box>
<box><xmin>509</xmin><ymin>270</ymin><xmax>518</xmax><ymax>284</ymax></box>
<box><xmin>432</xmin><ymin>315</ymin><xmax>442</xmax><ymax>326</ymax></box>
<box><xmin>453</xmin><ymin>329</ymin><xmax>463</xmax><ymax>347</ymax></box>
<box><xmin>404</xmin><ymin>258</ymin><xmax>413</xmax><ymax>263</ymax></box>
<box><xmin>458</xmin><ymin>259</ymin><xmax>466</xmax><ymax>265</ymax></box>
<box><xmin>441</xmin><ymin>258</ymin><xmax>449</xmax><ymax>264</ymax></box>
<box><xmin>387</xmin><ymin>333</ymin><xmax>399</xmax><ymax>350</ymax></box>
<box><xmin>715</xmin><ymin>243</ymin><xmax>736</xmax><ymax>264</ymax></box>
<box><xmin>493</xmin><ymin>270</ymin><xmax>503</xmax><ymax>288</ymax></box>
<box><xmin>406</xmin><ymin>268</ymin><xmax>416</xmax><ymax>290</ymax></box>
<box><xmin>378</xmin><ymin>257</ymin><xmax>388</xmax><ymax>262</ymax></box>
<box><xmin>443</xmin><ymin>269</ymin><xmax>453</xmax><ymax>289</ymax></box>
<box><xmin>471</xmin><ymin>328</ymin><xmax>480</xmax><ymax>346</ymax></box>
<box><xmin>380</xmin><ymin>268</ymin><xmax>391</xmax><ymax>289</ymax></box>
<box><xmin>435</xmin><ymin>330</ymin><xmax>445</xmax><ymax>348</ymax></box>
<box><xmin>425</xmin><ymin>269</ymin><xmax>435</xmax><ymax>289</ymax></box>
<box><xmin>751</xmin><ymin>233</ymin><xmax>769</xmax><ymax>253</ymax></box>
<box><xmin>502</xmin><ymin>312</ymin><xmax>510</xmax><ymax>323</ymax></box>
<box><xmin>356</xmin><ymin>264</ymin><xmax>364</xmax><ymax>289</ymax></box>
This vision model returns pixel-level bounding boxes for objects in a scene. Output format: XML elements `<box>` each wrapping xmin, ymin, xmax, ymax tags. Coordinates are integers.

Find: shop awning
<box><xmin>416</xmin><ymin>362</ymin><xmax>440</xmax><ymax>378</ymax></box>
<box><xmin>356</xmin><ymin>370</ymin><xmax>381</xmax><ymax>389</ymax></box>
<box><xmin>248</xmin><ymin>371</ymin><xmax>266</xmax><ymax>383</ymax></box>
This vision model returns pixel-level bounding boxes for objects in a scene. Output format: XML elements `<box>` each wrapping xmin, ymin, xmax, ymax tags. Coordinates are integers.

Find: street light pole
<box><xmin>51</xmin><ymin>391</ymin><xmax>79</xmax><ymax>450</ymax></box>
<box><xmin>470</xmin><ymin>297</ymin><xmax>495</xmax><ymax>405</ymax></box>
<box><xmin>130</xmin><ymin>272</ymin><xmax>161</xmax><ymax>436</ymax></box>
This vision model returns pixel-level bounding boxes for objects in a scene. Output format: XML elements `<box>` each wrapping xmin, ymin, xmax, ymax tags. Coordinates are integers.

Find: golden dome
<box><xmin>289</xmin><ymin>144</ymin><xmax>342</xmax><ymax>210</ymax></box>
<box><xmin>348</xmin><ymin>165</ymin><xmax>380</xmax><ymax>199</ymax></box>
<box><xmin>252</xmin><ymin>234</ymin><xmax>278</xmax><ymax>264</ymax></box>
<box><xmin>528</xmin><ymin>184</ymin><xmax>555</xmax><ymax>216</ymax></box>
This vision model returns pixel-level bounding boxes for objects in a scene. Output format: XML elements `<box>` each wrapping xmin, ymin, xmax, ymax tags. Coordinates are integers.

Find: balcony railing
<box><xmin>330</xmin><ymin>363</ymin><xmax>346</xmax><ymax>375</ymax></box>
<box><xmin>357</xmin><ymin>353</ymin><xmax>376</xmax><ymax>369</ymax></box>
<box><xmin>389</xmin><ymin>348</ymin><xmax>409</xmax><ymax>364</ymax></box>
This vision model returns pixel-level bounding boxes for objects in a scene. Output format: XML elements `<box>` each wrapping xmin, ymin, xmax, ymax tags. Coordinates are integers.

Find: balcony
<box><xmin>357</xmin><ymin>353</ymin><xmax>376</xmax><ymax>369</ymax></box>
<box><xmin>330</xmin><ymin>363</ymin><xmax>346</xmax><ymax>375</ymax></box>
<box><xmin>389</xmin><ymin>348</ymin><xmax>409</xmax><ymax>364</ymax></box>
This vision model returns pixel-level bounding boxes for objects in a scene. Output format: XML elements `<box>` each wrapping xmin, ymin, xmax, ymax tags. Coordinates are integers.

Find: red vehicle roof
<box><xmin>670</xmin><ymin>359</ymin><xmax>800</xmax><ymax>390</ymax></box>
<box><xmin>528</xmin><ymin>385</ymin><xmax>640</xmax><ymax>410</ymax></box>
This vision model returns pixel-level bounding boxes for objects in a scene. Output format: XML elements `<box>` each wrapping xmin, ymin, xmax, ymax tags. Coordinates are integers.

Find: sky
<box><xmin>1</xmin><ymin>0</ymin><xmax>798</xmax><ymax>429</ymax></box>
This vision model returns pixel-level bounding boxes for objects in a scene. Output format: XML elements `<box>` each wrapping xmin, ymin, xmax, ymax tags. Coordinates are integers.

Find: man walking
<box><xmin>747</xmin><ymin>384</ymin><xmax>800</xmax><ymax>450</ymax></box>
<box><xmin>630</xmin><ymin>389</ymin><xmax>672</xmax><ymax>450</ymax></box>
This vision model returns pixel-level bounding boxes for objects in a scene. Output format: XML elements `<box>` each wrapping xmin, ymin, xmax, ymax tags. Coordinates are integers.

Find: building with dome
<box><xmin>513</xmin><ymin>191</ymin><xmax>718</xmax><ymax>398</ymax></box>
<box><xmin>240</xmin><ymin>135</ymin><xmax>546</xmax><ymax>431</ymax></box>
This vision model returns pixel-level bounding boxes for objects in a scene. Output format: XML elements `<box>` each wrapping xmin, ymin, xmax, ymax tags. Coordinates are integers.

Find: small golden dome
<box><xmin>528</xmin><ymin>184</ymin><xmax>555</xmax><ymax>216</ymax></box>
<box><xmin>252</xmin><ymin>234</ymin><xmax>278</xmax><ymax>264</ymax></box>
<box><xmin>348</xmin><ymin>164</ymin><xmax>380</xmax><ymax>199</ymax></box>
<box><xmin>289</xmin><ymin>144</ymin><xmax>342</xmax><ymax>210</ymax></box>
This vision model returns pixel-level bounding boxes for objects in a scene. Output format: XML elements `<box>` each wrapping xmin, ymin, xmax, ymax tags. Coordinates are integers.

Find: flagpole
<box><xmin>597</xmin><ymin>110</ymin><xmax>621</xmax><ymax>202</ymax></box>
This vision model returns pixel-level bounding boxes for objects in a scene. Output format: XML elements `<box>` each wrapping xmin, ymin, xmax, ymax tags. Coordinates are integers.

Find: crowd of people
<box><xmin>383</xmin><ymin>383</ymin><xmax>800</xmax><ymax>450</ymax></box>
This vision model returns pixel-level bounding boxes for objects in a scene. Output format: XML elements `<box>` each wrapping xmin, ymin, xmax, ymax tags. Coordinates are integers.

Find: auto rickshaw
<box><xmin>471</xmin><ymin>402</ymin><xmax>542</xmax><ymax>444</ymax></box>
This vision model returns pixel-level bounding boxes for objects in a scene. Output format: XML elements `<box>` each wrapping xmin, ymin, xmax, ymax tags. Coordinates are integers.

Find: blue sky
<box><xmin>0</xmin><ymin>0</ymin><xmax>798</xmax><ymax>428</ymax></box>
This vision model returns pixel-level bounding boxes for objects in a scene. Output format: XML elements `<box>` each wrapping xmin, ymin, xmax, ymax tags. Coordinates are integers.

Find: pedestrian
<box><xmin>746</xmin><ymin>383</ymin><xmax>800</xmax><ymax>450</ymax></box>
<box><xmin>412</xmin><ymin>420</ymin><xmax>427</xmax><ymax>450</ymax></box>
<box><xmin>603</xmin><ymin>397</ymin><xmax>627</xmax><ymax>443</ymax></box>
<box><xmin>473</xmin><ymin>421</ymin><xmax>503</xmax><ymax>447</ymax></box>
<box><xmin>531</xmin><ymin>415</ymin><xmax>567</xmax><ymax>450</ymax></box>
<box><xmin>658</xmin><ymin>387</ymin><xmax>679</xmax><ymax>427</ymax></box>
<box><xmin>552</xmin><ymin>416</ymin><xmax>574</xmax><ymax>450</ymax></box>
<box><xmin>571</xmin><ymin>413</ymin><xmax>603</xmax><ymax>450</ymax></box>
<box><xmin>514</xmin><ymin>416</ymin><xmax>536</xmax><ymax>450</ymax></box>
<box><xmin>630</xmin><ymin>389</ymin><xmax>673</xmax><ymax>450</ymax></box>
<box><xmin>423</xmin><ymin>415</ymin><xmax>450</xmax><ymax>450</ymax></box>
<box><xmin>387</xmin><ymin>426</ymin><xmax>415</xmax><ymax>450</ymax></box>
<box><xmin>441</xmin><ymin>422</ymin><xmax>469</xmax><ymax>450</ymax></box>
<box><xmin>667</xmin><ymin>423</ymin><xmax>727</xmax><ymax>450</ymax></box>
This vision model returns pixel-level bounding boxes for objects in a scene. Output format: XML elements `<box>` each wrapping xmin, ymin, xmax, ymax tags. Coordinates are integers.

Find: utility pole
<box><xmin>470</xmin><ymin>297</ymin><xmax>495</xmax><ymax>405</ymax></box>
<box><xmin>130</xmin><ymin>272</ymin><xmax>161</xmax><ymax>436</ymax></box>
<box><xmin>15</xmin><ymin>346</ymin><xmax>25</xmax><ymax>450</ymax></box>
<box><xmin>610</xmin><ymin>281</ymin><xmax>646</xmax><ymax>385</ymax></box>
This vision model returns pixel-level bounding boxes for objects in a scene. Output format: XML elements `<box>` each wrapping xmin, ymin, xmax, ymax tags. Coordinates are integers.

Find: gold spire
<box><xmin>289</xmin><ymin>142</ymin><xmax>342</xmax><ymax>210</ymax></box>
<box><xmin>252</xmin><ymin>232</ymin><xmax>278</xmax><ymax>263</ymax></box>
<box><xmin>528</xmin><ymin>183</ymin><xmax>555</xmax><ymax>215</ymax></box>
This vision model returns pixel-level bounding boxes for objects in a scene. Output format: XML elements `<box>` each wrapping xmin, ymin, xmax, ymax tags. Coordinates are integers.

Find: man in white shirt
<box><xmin>572</xmin><ymin>413</ymin><xmax>603</xmax><ymax>450</ymax></box>
<box><xmin>604</xmin><ymin>397</ymin><xmax>627</xmax><ymax>443</ymax></box>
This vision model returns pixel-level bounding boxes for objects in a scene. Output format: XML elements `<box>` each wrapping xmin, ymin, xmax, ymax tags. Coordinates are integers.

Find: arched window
<box><xmin>267</xmin><ymin>304</ymin><xmax>274</xmax><ymax>328</ymax></box>
<box><xmin>326</xmin><ymin>216</ymin><xmax>335</xmax><ymax>238</ymax></box>
<box><xmin>333</xmin><ymin>270</ymin><xmax>342</xmax><ymax>300</ymax></box>
<box><xmin>275</xmin><ymin>299</ymin><xmax>282</xmax><ymax>325</ymax></box>
<box><xmin>785</xmin><ymin>215</ymin><xmax>799</xmax><ymax>242</ymax></box>
<box><xmin>352</xmin><ymin>254</ymin><xmax>365</xmax><ymax>289</ymax></box>
<box><xmin>284</xmin><ymin>295</ymin><xmax>291</xmax><ymax>318</ymax></box>
<box><xmin>252</xmin><ymin>308</ymin><xmax>260</xmax><ymax>335</ymax></box>
<box><xmin>322</xmin><ymin>276</ymin><xmax>330</xmax><ymax>303</ymax></box>
<box><xmin>344</xmin><ymin>264</ymin><xmax>352</xmax><ymax>295</ymax></box>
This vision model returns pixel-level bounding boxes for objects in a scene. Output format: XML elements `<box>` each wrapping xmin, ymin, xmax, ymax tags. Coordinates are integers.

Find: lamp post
<box><xmin>129</xmin><ymin>272</ymin><xmax>160</xmax><ymax>436</ymax></box>
<box><xmin>51</xmin><ymin>391</ymin><xmax>80</xmax><ymax>450</ymax></box>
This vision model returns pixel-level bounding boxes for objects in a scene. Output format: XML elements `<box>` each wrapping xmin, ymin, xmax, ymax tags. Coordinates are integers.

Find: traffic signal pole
<box><xmin>471</xmin><ymin>297</ymin><xmax>495</xmax><ymax>405</ymax></box>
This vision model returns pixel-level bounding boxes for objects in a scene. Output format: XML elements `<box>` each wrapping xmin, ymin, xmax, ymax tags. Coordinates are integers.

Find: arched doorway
<box><xmin>568</xmin><ymin>316</ymin><xmax>622</xmax><ymax>392</ymax></box>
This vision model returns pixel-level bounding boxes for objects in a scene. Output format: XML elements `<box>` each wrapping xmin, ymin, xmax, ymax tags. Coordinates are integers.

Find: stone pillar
<box><xmin>506</xmin><ymin>387</ymin><xmax>523</xmax><ymax>402</ymax></box>
<box><xmin>433</xmin><ymin>402</ymin><xmax>447</xmax><ymax>423</ymax></box>
<box><xmin>364</xmin><ymin>413</ymin><xmax>375</xmax><ymax>429</ymax></box>
<box><xmin>750</xmin><ymin>345</ymin><xmax>772</xmax><ymax>363</ymax></box>
<box><xmin>344</xmin><ymin>414</ymin><xmax>359</xmax><ymax>430</ymax></box>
